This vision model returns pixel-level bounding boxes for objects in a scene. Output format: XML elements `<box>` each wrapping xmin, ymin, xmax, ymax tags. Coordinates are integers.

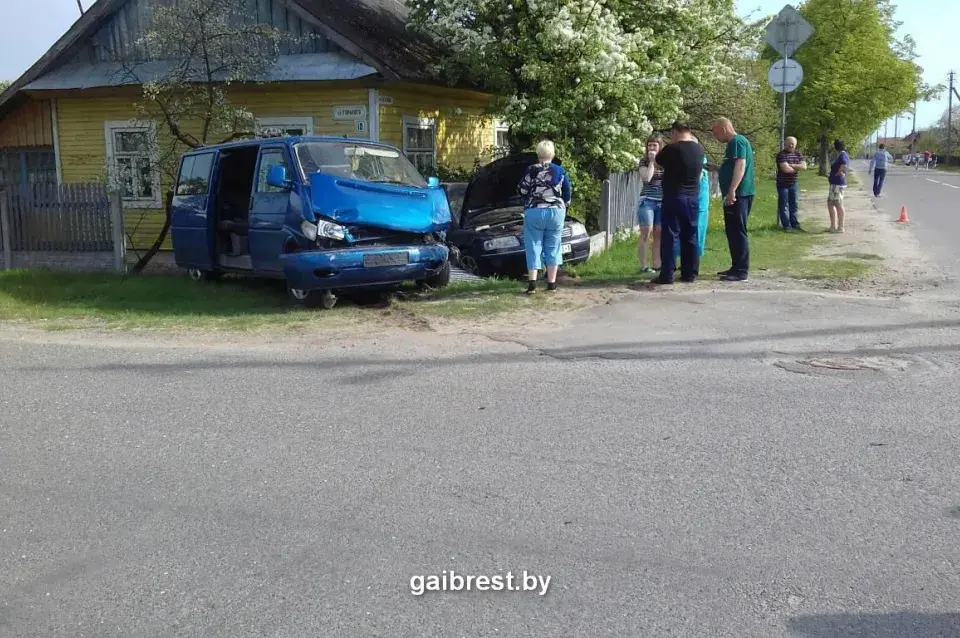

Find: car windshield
<box><xmin>294</xmin><ymin>142</ymin><xmax>428</xmax><ymax>188</ymax></box>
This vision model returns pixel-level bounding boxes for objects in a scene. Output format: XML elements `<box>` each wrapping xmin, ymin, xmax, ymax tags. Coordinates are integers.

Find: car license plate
<box><xmin>562</xmin><ymin>244</ymin><xmax>572</xmax><ymax>255</ymax></box>
<box><xmin>363</xmin><ymin>252</ymin><xmax>409</xmax><ymax>267</ymax></box>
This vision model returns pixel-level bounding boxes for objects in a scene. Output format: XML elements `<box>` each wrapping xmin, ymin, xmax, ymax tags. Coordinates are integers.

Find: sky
<box><xmin>1</xmin><ymin>0</ymin><xmax>957</xmax><ymax>136</ymax></box>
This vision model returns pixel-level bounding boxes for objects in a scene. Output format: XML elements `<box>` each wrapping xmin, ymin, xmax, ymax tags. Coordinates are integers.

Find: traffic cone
<box><xmin>897</xmin><ymin>206</ymin><xmax>909</xmax><ymax>223</ymax></box>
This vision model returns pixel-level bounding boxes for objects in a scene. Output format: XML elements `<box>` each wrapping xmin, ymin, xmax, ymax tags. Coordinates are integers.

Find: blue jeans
<box><xmin>873</xmin><ymin>169</ymin><xmax>886</xmax><ymax>196</ymax></box>
<box><xmin>523</xmin><ymin>207</ymin><xmax>565</xmax><ymax>271</ymax></box>
<box><xmin>660</xmin><ymin>194</ymin><xmax>700</xmax><ymax>282</ymax></box>
<box><xmin>723</xmin><ymin>196</ymin><xmax>753</xmax><ymax>277</ymax></box>
<box><xmin>637</xmin><ymin>197</ymin><xmax>662</xmax><ymax>227</ymax></box>
<box><xmin>777</xmin><ymin>182</ymin><xmax>799</xmax><ymax>229</ymax></box>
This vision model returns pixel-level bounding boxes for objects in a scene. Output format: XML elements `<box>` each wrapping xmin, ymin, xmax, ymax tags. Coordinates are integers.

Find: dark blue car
<box><xmin>170</xmin><ymin>136</ymin><xmax>452</xmax><ymax>308</ymax></box>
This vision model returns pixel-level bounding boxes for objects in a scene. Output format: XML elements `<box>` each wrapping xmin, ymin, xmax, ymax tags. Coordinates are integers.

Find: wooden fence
<box><xmin>599</xmin><ymin>170</ymin><xmax>722</xmax><ymax>245</ymax></box>
<box><xmin>0</xmin><ymin>183</ymin><xmax>126</xmax><ymax>273</ymax></box>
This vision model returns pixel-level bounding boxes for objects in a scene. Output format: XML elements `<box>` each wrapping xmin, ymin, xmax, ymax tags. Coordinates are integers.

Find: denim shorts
<box><xmin>637</xmin><ymin>197</ymin><xmax>662</xmax><ymax>227</ymax></box>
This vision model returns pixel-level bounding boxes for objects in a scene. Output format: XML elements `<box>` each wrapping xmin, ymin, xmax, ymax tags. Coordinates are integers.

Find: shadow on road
<box><xmin>14</xmin><ymin>318</ymin><xmax>960</xmax><ymax>377</ymax></box>
<box><xmin>787</xmin><ymin>612</ymin><xmax>960</xmax><ymax>637</ymax></box>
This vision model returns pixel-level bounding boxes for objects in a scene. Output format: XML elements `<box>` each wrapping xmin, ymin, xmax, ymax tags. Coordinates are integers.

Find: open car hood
<box><xmin>308</xmin><ymin>173</ymin><xmax>451</xmax><ymax>235</ymax></box>
<box><xmin>459</xmin><ymin>152</ymin><xmax>562</xmax><ymax>228</ymax></box>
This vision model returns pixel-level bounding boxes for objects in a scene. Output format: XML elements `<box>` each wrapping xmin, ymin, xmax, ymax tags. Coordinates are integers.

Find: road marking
<box><xmin>926</xmin><ymin>178</ymin><xmax>942</xmax><ymax>184</ymax></box>
<box><xmin>946</xmin><ymin>184</ymin><xmax>960</xmax><ymax>189</ymax></box>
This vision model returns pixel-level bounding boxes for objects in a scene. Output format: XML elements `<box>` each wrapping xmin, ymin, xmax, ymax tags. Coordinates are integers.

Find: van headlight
<box><xmin>570</xmin><ymin>222</ymin><xmax>587</xmax><ymax>237</ymax></box>
<box><xmin>483</xmin><ymin>236</ymin><xmax>521</xmax><ymax>251</ymax></box>
<box><xmin>302</xmin><ymin>219</ymin><xmax>345</xmax><ymax>242</ymax></box>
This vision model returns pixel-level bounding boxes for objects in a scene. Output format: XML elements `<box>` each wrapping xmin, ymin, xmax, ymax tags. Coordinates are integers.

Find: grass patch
<box><xmin>843</xmin><ymin>252</ymin><xmax>884</xmax><ymax>261</ymax></box>
<box><xmin>567</xmin><ymin>171</ymin><xmax>873</xmax><ymax>284</ymax></box>
<box><xmin>0</xmin><ymin>270</ymin><xmax>359</xmax><ymax>331</ymax></box>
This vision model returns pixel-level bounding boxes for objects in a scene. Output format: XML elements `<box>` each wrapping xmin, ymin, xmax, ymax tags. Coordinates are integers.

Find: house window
<box><xmin>256</xmin><ymin>117</ymin><xmax>314</xmax><ymax>139</ymax></box>
<box><xmin>104</xmin><ymin>121</ymin><xmax>161</xmax><ymax>207</ymax></box>
<box><xmin>403</xmin><ymin>116</ymin><xmax>437</xmax><ymax>175</ymax></box>
<box><xmin>494</xmin><ymin>121</ymin><xmax>509</xmax><ymax>152</ymax></box>
<box><xmin>0</xmin><ymin>149</ymin><xmax>57</xmax><ymax>189</ymax></box>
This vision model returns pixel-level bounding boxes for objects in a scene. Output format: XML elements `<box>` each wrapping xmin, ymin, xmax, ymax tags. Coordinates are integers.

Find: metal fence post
<box><xmin>0</xmin><ymin>192</ymin><xmax>11</xmax><ymax>271</ymax></box>
<box><xmin>109</xmin><ymin>190</ymin><xmax>126</xmax><ymax>273</ymax></box>
<box><xmin>600</xmin><ymin>179</ymin><xmax>612</xmax><ymax>247</ymax></box>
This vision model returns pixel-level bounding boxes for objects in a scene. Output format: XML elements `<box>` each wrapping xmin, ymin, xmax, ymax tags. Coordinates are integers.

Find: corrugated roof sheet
<box><xmin>23</xmin><ymin>53</ymin><xmax>378</xmax><ymax>91</ymax></box>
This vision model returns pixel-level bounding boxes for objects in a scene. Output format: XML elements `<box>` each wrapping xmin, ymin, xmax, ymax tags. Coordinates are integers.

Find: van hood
<box><xmin>459</xmin><ymin>153</ymin><xmax>562</xmax><ymax>228</ymax></box>
<box><xmin>308</xmin><ymin>173</ymin><xmax>452</xmax><ymax>234</ymax></box>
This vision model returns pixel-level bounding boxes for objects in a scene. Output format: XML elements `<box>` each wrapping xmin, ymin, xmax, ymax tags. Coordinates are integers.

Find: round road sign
<box><xmin>768</xmin><ymin>59</ymin><xmax>803</xmax><ymax>93</ymax></box>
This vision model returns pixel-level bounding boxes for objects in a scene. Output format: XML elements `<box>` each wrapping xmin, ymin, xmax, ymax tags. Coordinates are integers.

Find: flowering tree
<box><xmin>408</xmin><ymin>0</ymin><xmax>750</xmax><ymax>174</ymax></box>
<box><xmin>117</xmin><ymin>0</ymin><xmax>297</xmax><ymax>273</ymax></box>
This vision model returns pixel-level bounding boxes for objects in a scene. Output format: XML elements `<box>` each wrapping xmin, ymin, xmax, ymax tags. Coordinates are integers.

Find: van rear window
<box><xmin>176</xmin><ymin>152</ymin><xmax>215</xmax><ymax>195</ymax></box>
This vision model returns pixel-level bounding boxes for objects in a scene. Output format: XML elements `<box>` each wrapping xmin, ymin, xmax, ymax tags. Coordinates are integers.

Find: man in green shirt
<box><xmin>712</xmin><ymin>117</ymin><xmax>755</xmax><ymax>282</ymax></box>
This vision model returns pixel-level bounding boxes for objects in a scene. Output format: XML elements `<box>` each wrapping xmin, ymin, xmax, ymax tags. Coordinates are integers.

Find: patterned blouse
<box><xmin>519</xmin><ymin>162</ymin><xmax>573</xmax><ymax>211</ymax></box>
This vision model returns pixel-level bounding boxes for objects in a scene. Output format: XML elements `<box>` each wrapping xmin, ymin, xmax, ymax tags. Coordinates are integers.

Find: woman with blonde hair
<box><xmin>518</xmin><ymin>140</ymin><xmax>573</xmax><ymax>294</ymax></box>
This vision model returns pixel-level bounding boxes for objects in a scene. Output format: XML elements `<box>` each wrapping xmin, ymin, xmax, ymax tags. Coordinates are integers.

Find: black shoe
<box><xmin>546</xmin><ymin>281</ymin><xmax>557</xmax><ymax>292</ymax></box>
<box><xmin>680</xmin><ymin>276</ymin><xmax>697</xmax><ymax>283</ymax></box>
<box><xmin>525</xmin><ymin>281</ymin><xmax>537</xmax><ymax>294</ymax></box>
<box><xmin>720</xmin><ymin>273</ymin><xmax>748</xmax><ymax>282</ymax></box>
<box><xmin>650</xmin><ymin>276</ymin><xmax>675</xmax><ymax>285</ymax></box>
<box><xmin>717</xmin><ymin>269</ymin><xmax>732</xmax><ymax>276</ymax></box>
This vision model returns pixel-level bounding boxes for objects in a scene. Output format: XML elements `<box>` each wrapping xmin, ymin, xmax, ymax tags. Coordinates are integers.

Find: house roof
<box><xmin>0</xmin><ymin>0</ymin><xmax>447</xmax><ymax>117</ymax></box>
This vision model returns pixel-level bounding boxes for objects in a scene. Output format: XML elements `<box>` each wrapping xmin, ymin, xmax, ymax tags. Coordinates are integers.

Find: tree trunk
<box><xmin>130</xmin><ymin>191</ymin><xmax>173</xmax><ymax>275</ymax></box>
<box><xmin>818</xmin><ymin>135</ymin><xmax>830</xmax><ymax>177</ymax></box>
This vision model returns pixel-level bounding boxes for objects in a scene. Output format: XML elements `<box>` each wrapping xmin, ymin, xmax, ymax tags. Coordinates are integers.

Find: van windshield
<box><xmin>294</xmin><ymin>142</ymin><xmax>428</xmax><ymax>188</ymax></box>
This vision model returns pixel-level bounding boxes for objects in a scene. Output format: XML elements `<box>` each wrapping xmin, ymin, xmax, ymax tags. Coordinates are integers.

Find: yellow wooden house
<box><xmin>0</xmin><ymin>0</ymin><xmax>505</xmax><ymax>250</ymax></box>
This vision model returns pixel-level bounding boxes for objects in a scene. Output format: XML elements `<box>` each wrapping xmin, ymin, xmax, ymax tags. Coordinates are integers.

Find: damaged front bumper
<box><xmin>280</xmin><ymin>244</ymin><xmax>449</xmax><ymax>292</ymax></box>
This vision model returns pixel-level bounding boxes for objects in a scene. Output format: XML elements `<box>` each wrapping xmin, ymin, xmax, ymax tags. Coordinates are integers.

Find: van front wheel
<box><xmin>419</xmin><ymin>260</ymin><xmax>451</xmax><ymax>290</ymax></box>
<box><xmin>288</xmin><ymin>286</ymin><xmax>337</xmax><ymax>310</ymax></box>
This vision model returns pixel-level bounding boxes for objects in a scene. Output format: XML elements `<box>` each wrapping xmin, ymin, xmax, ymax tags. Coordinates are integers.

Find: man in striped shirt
<box><xmin>775</xmin><ymin>136</ymin><xmax>807</xmax><ymax>232</ymax></box>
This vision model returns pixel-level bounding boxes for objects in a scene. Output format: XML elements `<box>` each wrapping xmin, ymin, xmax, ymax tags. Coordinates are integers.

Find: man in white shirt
<box><xmin>868</xmin><ymin>144</ymin><xmax>893</xmax><ymax>198</ymax></box>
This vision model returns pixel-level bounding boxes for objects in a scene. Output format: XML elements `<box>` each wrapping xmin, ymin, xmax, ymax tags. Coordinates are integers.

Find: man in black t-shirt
<box><xmin>652</xmin><ymin>121</ymin><xmax>705</xmax><ymax>284</ymax></box>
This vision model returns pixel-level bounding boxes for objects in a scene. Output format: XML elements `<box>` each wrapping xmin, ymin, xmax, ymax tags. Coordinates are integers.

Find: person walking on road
<box><xmin>712</xmin><ymin>117</ymin><xmax>755</xmax><ymax>282</ymax></box>
<box><xmin>828</xmin><ymin>139</ymin><xmax>850</xmax><ymax>234</ymax></box>
<box><xmin>636</xmin><ymin>136</ymin><xmax>664</xmax><ymax>274</ymax></box>
<box><xmin>868</xmin><ymin>143</ymin><xmax>893</xmax><ymax>198</ymax></box>
<box><xmin>924</xmin><ymin>150</ymin><xmax>932</xmax><ymax>170</ymax></box>
<box><xmin>776</xmin><ymin>136</ymin><xmax>807</xmax><ymax>232</ymax></box>
<box><xmin>518</xmin><ymin>140</ymin><xmax>572</xmax><ymax>294</ymax></box>
<box><xmin>650</xmin><ymin>122</ymin><xmax>705</xmax><ymax>285</ymax></box>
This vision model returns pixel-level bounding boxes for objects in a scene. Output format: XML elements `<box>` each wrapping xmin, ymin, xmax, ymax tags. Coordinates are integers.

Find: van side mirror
<box><xmin>427</xmin><ymin>176</ymin><xmax>440</xmax><ymax>189</ymax></box>
<box><xmin>267</xmin><ymin>165</ymin><xmax>292</xmax><ymax>190</ymax></box>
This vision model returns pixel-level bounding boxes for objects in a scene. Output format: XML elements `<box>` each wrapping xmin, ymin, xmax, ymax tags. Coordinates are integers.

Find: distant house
<box><xmin>0</xmin><ymin>0</ymin><xmax>504</xmax><ymax>249</ymax></box>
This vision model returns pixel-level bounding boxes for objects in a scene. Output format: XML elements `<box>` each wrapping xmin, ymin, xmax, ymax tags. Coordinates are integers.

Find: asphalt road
<box><xmin>3</xmin><ymin>282</ymin><xmax>960</xmax><ymax>636</ymax></box>
<box><xmin>864</xmin><ymin>160</ymin><xmax>960</xmax><ymax>282</ymax></box>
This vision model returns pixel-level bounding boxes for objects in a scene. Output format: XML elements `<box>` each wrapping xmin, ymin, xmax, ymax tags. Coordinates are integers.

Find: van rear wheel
<box><xmin>188</xmin><ymin>268</ymin><xmax>221</xmax><ymax>282</ymax></box>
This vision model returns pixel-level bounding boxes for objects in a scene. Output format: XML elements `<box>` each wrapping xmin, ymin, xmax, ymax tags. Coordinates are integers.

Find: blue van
<box><xmin>170</xmin><ymin>136</ymin><xmax>452</xmax><ymax>308</ymax></box>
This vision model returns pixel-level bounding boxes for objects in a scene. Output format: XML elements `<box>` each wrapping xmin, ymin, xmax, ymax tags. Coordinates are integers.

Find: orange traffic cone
<box><xmin>897</xmin><ymin>206</ymin><xmax>909</xmax><ymax>223</ymax></box>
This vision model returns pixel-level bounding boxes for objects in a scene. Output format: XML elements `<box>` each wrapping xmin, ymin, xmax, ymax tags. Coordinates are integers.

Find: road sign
<box><xmin>768</xmin><ymin>59</ymin><xmax>803</xmax><ymax>93</ymax></box>
<box><xmin>765</xmin><ymin>5</ymin><xmax>815</xmax><ymax>58</ymax></box>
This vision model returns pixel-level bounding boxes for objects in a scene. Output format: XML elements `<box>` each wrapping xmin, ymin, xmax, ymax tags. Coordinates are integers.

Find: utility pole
<box><xmin>76</xmin><ymin>0</ymin><xmax>84</xmax><ymax>15</ymax></box>
<box><xmin>895</xmin><ymin>115</ymin><xmax>899</xmax><ymax>140</ymax></box>
<box><xmin>949</xmin><ymin>71</ymin><xmax>956</xmax><ymax>165</ymax></box>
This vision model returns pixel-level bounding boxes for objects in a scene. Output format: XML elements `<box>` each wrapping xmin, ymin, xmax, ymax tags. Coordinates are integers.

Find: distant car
<box><xmin>441</xmin><ymin>152</ymin><xmax>591</xmax><ymax>278</ymax></box>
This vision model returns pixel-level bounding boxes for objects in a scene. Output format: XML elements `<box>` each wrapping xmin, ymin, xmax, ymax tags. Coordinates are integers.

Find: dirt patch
<box><xmin>801</xmin><ymin>179</ymin><xmax>946</xmax><ymax>297</ymax></box>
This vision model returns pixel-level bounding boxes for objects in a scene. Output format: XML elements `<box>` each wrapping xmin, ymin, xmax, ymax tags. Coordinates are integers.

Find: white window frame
<box><xmin>104</xmin><ymin>120</ymin><xmax>162</xmax><ymax>209</ymax></box>
<box><xmin>402</xmin><ymin>116</ymin><xmax>437</xmax><ymax>174</ymax></box>
<box><xmin>255</xmin><ymin>117</ymin><xmax>315</xmax><ymax>139</ymax></box>
<box><xmin>494</xmin><ymin>120</ymin><xmax>509</xmax><ymax>151</ymax></box>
